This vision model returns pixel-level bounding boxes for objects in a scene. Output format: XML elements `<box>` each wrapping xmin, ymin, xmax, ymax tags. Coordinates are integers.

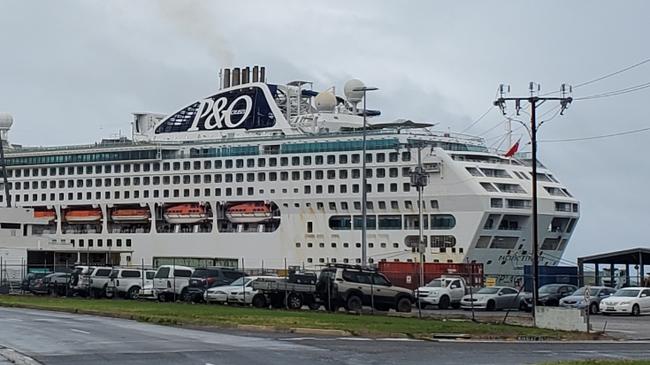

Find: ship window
<box><xmin>85</xmin><ymin>192</ymin><xmax>91</xmax><ymax>200</ymax></box>
<box><xmin>316</xmin><ymin>185</ymin><xmax>323</xmax><ymax>194</ymax></box>
<box><xmin>376</xmin><ymin>153</ymin><xmax>385</xmax><ymax>162</ymax></box>
<box><xmin>495</xmin><ymin>183</ymin><xmax>525</xmax><ymax>194</ymax></box>
<box><xmin>389</xmin><ymin>152</ymin><xmax>398</xmax><ymax>162</ymax></box>
<box><xmin>117</xmin><ymin>239</ymin><xmax>122</xmax><ymax>247</ymax></box>
<box><xmin>280</xmin><ymin>172</ymin><xmax>288</xmax><ymax>181</ymax></box>
<box><xmin>388</xmin><ymin>183</ymin><xmax>397</xmax><ymax>192</ymax></box>
<box><xmin>304</xmin><ymin>186</ymin><xmax>311</xmax><ymax>194</ymax></box>
<box><xmin>302</xmin><ymin>171</ymin><xmax>311</xmax><ymax>180</ymax></box>
<box><xmin>401</xmin><ymin>167</ymin><xmax>410</xmax><ymax>177</ymax></box>
<box><xmin>431</xmin><ymin>214</ymin><xmax>456</xmax><ymax>229</ymax></box>
<box><xmin>291</xmin><ymin>171</ymin><xmax>299</xmax><ymax>181</ymax></box>
<box><xmin>214</xmin><ymin>188</ymin><xmax>220</xmax><ymax>196</ymax></box>
<box><xmin>225</xmin><ymin>160</ymin><xmax>233</xmax><ymax>168</ymax></box>
<box><xmin>214</xmin><ymin>160</ymin><xmax>222</xmax><ymax>169</ymax></box>
<box><xmin>269</xmin><ymin>172</ymin><xmax>277</xmax><ymax>181</ymax></box>
<box><xmin>202</xmin><ymin>175</ymin><xmax>211</xmax><ymax>183</ymax></box>
<box><xmin>124</xmin><ymin>178</ymin><xmax>131</xmax><ymax>186</ymax></box>
<box><xmin>389</xmin><ymin>168</ymin><xmax>398</xmax><ymax>177</ymax></box>
<box><xmin>378</xmin><ymin>215</ymin><xmax>402</xmax><ymax>230</ymax></box>
<box><xmin>280</xmin><ymin>157</ymin><xmax>288</xmax><ymax>166</ymax></box>
<box><xmin>67</xmin><ymin>167</ymin><xmax>74</xmax><ymax>175</ymax></box>
<box><xmin>339</xmin><ymin>155</ymin><xmax>348</xmax><ymax>164</ymax></box>
<box><xmin>352</xmin><ymin>184</ymin><xmax>359</xmax><ymax>193</ymax></box>
<box><xmin>378</xmin><ymin>201</ymin><xmax>386</xmax><ymax>210</ymax></box>
<box><xmin>403</xmin><ymin>183</ymin><xmax>410</xmax><ymax>192</ymax></box>
<box><xmin>327</xmin><ymin>170</ymin><xmax>335</xmax><ymax>179</ymax></box>
<box><xmin>114</xmin><ymin>191</ymin><xmax>120</xmax><ymax>199</ymax></box>
<box><xmin>328</xmin><ymin>185</ymin><xmax>335</xmax><ymax>194</ymax></box>
<box><xmin>236</xmin><ymin>187</ymin><xmax>242</xmax><ymax>195</ymax></box>
<box><xmin>340</xmin><ymin>184</ymin><xmax>347</xmax><ymax>193</ymax></box>
<box><xmin>234</xmin><ymin>159</ymin><xmax>242</xmax><ymax>168</ymax></box>
<box><xmin>315</xmin><ymin>170</ymin><xmax>323</xmax><ymax>179</ymax></box>
<box><xmin>183</xmin><ymin>161</ymin><xmax>190</xmax><ymax>170</ymax></box>
<box><xmin>351</xmin><ymin>169</ymin><xmax>360</xmax><ymax>179</ymax></box>
<box><xmin>365</xmin><ymin>153</ymin><xmax>372</xmax><ymax>163</ymax></box>
<box><xmin>171</xmin><ymin>176</ymin><xmax>179</xmax><ymax>184</ymax></box>
<box><xmin>257</xmin><ymin>158</ymin><xmax>265</xmax><ymax>167</ymax></box>
<box><xmin>105</xmin><ymin>191</ymin><xmax>110</xmax><ymax>199</ymax></box>
<box><xmin>376</xmin><ymin>168</ymin><xmax>385</xmax><ymax>178</ymax></box>
<box><xmin>327</xmin><ymin>155</ymin><xmax>335</xmax><ymax>164</ymax></box>
<box><xmin>315</xmin><ymin>155</ymin><xmax>323</xmax><ymax>165</ymax></box>
<box><xmin>402</xmin><ymin>151</ymin><xmax>411</xmax><ymax>161</ymax></box>
<box><xmin>404</xmin><ymin>200</ymin><xmax>412</xmax><ymax>209</ymax></box>
<box><xmin>490</xmin><ymin>198</ymin><xmax>503</xmax><ymax>208</ymax></box>
<box><xmin>351</xmin><ymin>154</ymin><xmax>360</xmax><ymax>163</ymax></box>
<box><xmin>431</xmin><ymin>235</ymin><xmax>456</xmax><ymax>248</ymax></box>
<box><xmin>214</xmin><ymin>174</ymin><xmax>222</xmax><ymax>183</ymax></box>
<box><xmin>49</xmin><ymin>167</ymin><xmax>56</xmax><ymax>175</ymax></box>
<box><xmin>123</xmin><ymin>164</ymin><xmax>131</xmax><ymax>173</ymax></box>
<box><xmin>466</xmin><ymin>167</ymin><xmax>482</xmax><ymax>176</ymax></box>
<box><xmin>225</xmin><ymin>174</ymin><xmax>233</xmax><ymax>182</ymax></box>
<box><xmin>268</xmin><ymin>158</ymin><xmax>277</xmax><ymax>167</ymax></box>
<box><xmin>75</xmin><ymin>166</ymin><xmax>82</xmax><ymax>175</ymax></box>
<box><xmin>339</xmin><ymin>170</ymin><xmax>348</xmax><ymax>179</ymax></box>
<box><xmin>173</xmin><ymin>189</ymin><xmax>179</xmax><ymax>197</ymax></box>
<box><xmin>490</xmin><ymin>236</ymin><xmax>517</xmax><ymax>249</ymax></box>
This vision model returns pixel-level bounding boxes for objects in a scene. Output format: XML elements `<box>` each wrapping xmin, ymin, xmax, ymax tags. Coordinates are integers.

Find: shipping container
<box><xmin>523</xmin><ymin>265</ymin><xmax>578</xmax><ymax>292</ymax></box>
<box><xmin>378</xmin><ymin>262</ymin><xmax>484</xmax><ymax>290</ymax></box>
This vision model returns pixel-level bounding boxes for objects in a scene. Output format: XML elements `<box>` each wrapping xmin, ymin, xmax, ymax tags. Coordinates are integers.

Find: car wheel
<box><xmin>158</xmin><ymin>293</ymin><xmax>167</xmax><ymax>302</ymax></box>
<box><xmin>345</xmin><ymin>295</ymin><xmax>363</xmax><ymax>313</ymax></box>
<box><xmin>486</xmin><ymin>300</ymin><xmax>496</xmax><ymax>311</ymax></box>
<box><xmin>127</xmin><ymin>286</ymin><xmax>140</xmax><ymax>300</ymax></box>
<box><xmin>632</xmin><ymin>304</ymin><xmax>641</xmax><ymax>316</ymax></box>
<box><xmin>589</xmin><ymin>302</ymin><xmax>599</xmax><ymax>315</ymax></box>
<box><xmin>180</xmin><ymin>288</ymin><xmax>189</xmax><ymax>302</ymax></box>
<box><xmin>286</xmin><ymin>293</ymin><xmax>303</xmax><ymax>310</ymax></box>
<box><xmin>438</xmin><ymin>295</ymin><xmax>450</xmax><ymax>310</ymax></box>
<box><xmin>396</xmin><ymin>297</ymin><xmax>412</xmax><ymax>313</ymax></box>
<box><xmin>451</xmin><ymin>302</ymin><xmax>461</xmax><ymax>309</ymax></box>
<box><xmin>519</xmin><ymin>301</ymin><xmax>528</xmax><ymax>312</ymax></box>
<box><xmin>252</xmin><ymin>294</ymin><xmax>267</xmax><ymax>308</ymax></box>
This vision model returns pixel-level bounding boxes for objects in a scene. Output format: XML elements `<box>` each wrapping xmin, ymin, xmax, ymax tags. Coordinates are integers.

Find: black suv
<box><xmin>317</xmin><ymin>264</ymin><xmax>414</xmax><ymax>313</ymax></box>
<box><xmin>184</xmin><ymin>267</ymin><xmax>245</xmax><ymax>302</ymax></box>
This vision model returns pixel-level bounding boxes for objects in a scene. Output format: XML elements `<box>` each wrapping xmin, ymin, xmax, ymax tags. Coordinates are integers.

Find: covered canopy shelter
<box><xmin>577</xmin><ymin>247</ymin><xmax>650</xmax><ymax>287</ymax></box>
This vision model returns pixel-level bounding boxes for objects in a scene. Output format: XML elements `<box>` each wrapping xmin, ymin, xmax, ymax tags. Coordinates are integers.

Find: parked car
<box><xmin>227</xmin><ymin>276</ymin><xmax>281</xmax><ymax>305</ymax></box>
<box><xmin>107</xmin><ymin>268</ymin><xmax>156</xmax><ymax>299</ymax></box>
<box><xmin>70</xmin><ymin>266</ymin><xmax>95</xmax><ymax>296</ymax></box>
<box><xmin>316</xmin><ymin>264</ymin><xmax>414</xmax><ymax>312</ymax></box>
<box><xmin>21</xmin><ymin>272</ymin><xmax>47</xmax><ymax>292</ymax></box>
<box><xmin>30</xmin><ymin>272</ymin><xmax>71</xmax><ymax>296</ymax></box>
<box><xmin>600</xmin><ymin>287</ymin><xmax>650</xmax><ymax>316</ymax></box>
<box><xmin>460</xmin><ymin>286</ymin><xmax>523</xmax><ymax>311</ymax></box>
<box><xmin>153</xmin><ymin>265</ymin><xmax>194</xmax><ymax>302</ymax></box>
<box><xmin>560</xmin><ymin>286</ymin><xmax>617</xmax><ymax>314</ymax></box>
<box><xmin>416</xmin><ymin>276</ymin><xmax>468</xmax><ymax>309</ymax></box>
<box><xmin>88</xmin><ymin>267</ymin><xmax>114</xmax><ymax>298</ymax></box>
<box><xmin>522</xmin><ymin>283</ymin><xmax>578</xmax><ymax>311</ymax></box>
<box><xmin>184</xmin><ymin>267</ymin><xmax>245</xmax><ymax>302</ymax></box>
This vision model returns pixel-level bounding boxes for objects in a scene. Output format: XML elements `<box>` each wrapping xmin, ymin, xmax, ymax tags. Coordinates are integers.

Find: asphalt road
<box><xmin>1</xmin><ymin>307</ymin><xmax>649</xmax><ymax>365</ymax></box>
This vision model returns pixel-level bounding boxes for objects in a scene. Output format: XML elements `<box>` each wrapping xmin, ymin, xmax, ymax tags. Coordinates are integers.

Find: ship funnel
<box><xmin>242</xmin><ymin>67</ymin><xmax>250</xmax><ymax>84</ymax></box>
<box><xmin>252</xmin><ymin>66</ymin><xmax>259</xmax><ymax>82</ymax></box>
<box><xmin>219</xmin><ymin>65</ymin><xmax>267</xmax><ymax>89</ymax></box>
<box><xmin>223</xmin><ymin>68</ymin><xmax>231</xmax><ymax>88</ymax></box>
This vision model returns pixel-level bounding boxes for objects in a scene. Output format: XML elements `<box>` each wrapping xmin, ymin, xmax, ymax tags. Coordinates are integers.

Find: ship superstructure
<box><xmin>0</xmin><ymin>66</ymin><xmax>579</xmax><ymax>284</ymax></box>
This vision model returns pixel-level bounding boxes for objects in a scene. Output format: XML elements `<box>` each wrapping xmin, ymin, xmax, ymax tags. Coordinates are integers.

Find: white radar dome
<box><xmin>344</xmin><ymin>79</ymin><xmax>365</xmax><ymax>103</ymax></box>
<box><xmin>0</xmin><ymin>113</ymin><xmax>14</xmax><ymax>130</ymax></box>
<box><xmin>314</xmin><ymin>91</ymin><xmax>337</xmax><ymax>112</ymax></box>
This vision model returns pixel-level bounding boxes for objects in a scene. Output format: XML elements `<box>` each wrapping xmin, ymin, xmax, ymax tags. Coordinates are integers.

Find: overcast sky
<box><xmin>0</xmin><ymin>1</ymin><xmax>648</xmax><ymax>262</ymax></box>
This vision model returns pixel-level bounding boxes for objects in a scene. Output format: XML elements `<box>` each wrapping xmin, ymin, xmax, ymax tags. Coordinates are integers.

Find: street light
<box><xmin>353</xmin><ymin>86</ymin><xmax>378</xmax><ymax>267</ymax></box>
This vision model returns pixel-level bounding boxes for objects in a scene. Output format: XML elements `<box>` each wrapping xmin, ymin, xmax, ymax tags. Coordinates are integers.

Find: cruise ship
<box><xmin>0</xmin><ymin>66</ymin><xmax>579</xmax><ymax>285</ymax></box>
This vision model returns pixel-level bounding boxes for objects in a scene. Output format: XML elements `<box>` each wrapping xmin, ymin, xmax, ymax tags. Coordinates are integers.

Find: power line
<box><xmin>541</xmin><ymin>56</ymin><xmax>650</xmax><ymax>96</ymax></box>
<box><xmin>574</xmin><ymin>81</ymin><xmax>650</xmax><ymax>100</ymax></box>
<box><xmin>573</xmin><ymin>57</ymin><xmax>650</xmax><ymax>89</ymax></box>
<box><xmin>461</xmin><ymin>106</ymin><xmax>494</xmax><ymax>133</ymax></box>
<box><xmin>539</xmin><ymin>126</ymin><xmax>650</xmax><ymax>143</ymax></box>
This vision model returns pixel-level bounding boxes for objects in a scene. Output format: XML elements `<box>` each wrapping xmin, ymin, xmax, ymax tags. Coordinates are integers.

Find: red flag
<box><xmin>504</xmin><ymin>139</ymin><xmax>520</xmax><ymax>158</ymax></box>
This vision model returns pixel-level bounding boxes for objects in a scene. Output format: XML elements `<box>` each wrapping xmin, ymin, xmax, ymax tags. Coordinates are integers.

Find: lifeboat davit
<box><xmin>225</xmin><ymin>202</ymin><xmax>273</xmax><ymax>223</ymax></box>
<box><xmin>164</xmin><ymin>204</ymin><xmax>208</xmax><ymax>224</ymax></box>
<box><xmin>64</xmin><ymin>208</ymin><xmax>102</xmax><ymax>223</ymax></box>
<box><xmin>111</xmin><ymin>208</ymin><xmax>150</xmax><ymax>222</ymax></box>
<box><xmin>33</xmin><ymin>209</ymin><xmax>56</xmax><ymax>222</ymax></box>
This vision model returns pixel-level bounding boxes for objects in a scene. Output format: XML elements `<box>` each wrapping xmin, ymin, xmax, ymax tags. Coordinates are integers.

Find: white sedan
<box><xmin>204</xmin><ymin>276</ymin><xmax>278</xmax><ymax>304</ymax></box>
<box><xmin>600</xmin><ymin>287</ymin><xmax>650</xmax><ymax>316</ymax></box>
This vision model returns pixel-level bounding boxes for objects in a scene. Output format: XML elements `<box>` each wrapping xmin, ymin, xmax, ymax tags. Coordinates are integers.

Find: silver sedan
<box><xmin>461</xmin><ymin>286</ymin><xmax>524</xmax><ymax>311</ymax></box>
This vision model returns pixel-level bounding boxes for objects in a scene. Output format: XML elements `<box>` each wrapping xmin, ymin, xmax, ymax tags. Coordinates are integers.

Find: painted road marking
<box><xmin>70</xmin><ymin>328</ymin><xmax>91</xmax><ymax>335</ymax></box>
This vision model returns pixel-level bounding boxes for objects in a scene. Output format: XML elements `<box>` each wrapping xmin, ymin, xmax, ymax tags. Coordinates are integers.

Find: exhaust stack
<box><xmin>219</xmin><ymin>65</ymin><xmax>267</xmax><ymax>89</ymax></box>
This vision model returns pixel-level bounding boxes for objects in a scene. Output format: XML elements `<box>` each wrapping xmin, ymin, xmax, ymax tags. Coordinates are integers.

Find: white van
<box><xmin>153</xmin><ymin>265</ymin><xmax>194</xmax><ymax>302</ymax></box>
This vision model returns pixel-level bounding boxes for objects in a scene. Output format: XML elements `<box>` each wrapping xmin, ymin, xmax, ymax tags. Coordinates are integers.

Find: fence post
<box><xmin>241</xmin><ymin>257</ymin><xmax>246</xmax><ymax>305</ymax></box>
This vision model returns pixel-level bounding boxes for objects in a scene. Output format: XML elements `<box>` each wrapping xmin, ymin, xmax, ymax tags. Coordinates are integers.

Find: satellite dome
<box><xmin>0</xmin><ymin>113</ymin><xmax>14</xmax><ymax>130</ymax></box>
<box><xmin>314</xmin><ymin>91</ymin><xmax>337</xmax><ymax>112</ymax></box>
<box><xmin>344</xmin><ymin>79</ymin><xmax>365</xmax><ymax>103</ymax></box>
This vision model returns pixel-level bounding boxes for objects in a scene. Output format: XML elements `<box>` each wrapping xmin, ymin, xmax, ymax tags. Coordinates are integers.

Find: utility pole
<box><xmin>410</xmin><ymin>142</ymin><xmax>429</xmax><ymax>319</ymax></box>
<box><xmin>354</xmin><ymin>86</ymin><xmax>378</xmax><ymax>267</ymax></box>
<box><xmin>493</xmin><ymin>82</ymin><xmax>572</xmax><ymax>321</ymax></box>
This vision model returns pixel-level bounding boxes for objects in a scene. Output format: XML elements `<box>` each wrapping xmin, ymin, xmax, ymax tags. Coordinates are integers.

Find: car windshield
<box><xmin>477</xmin><ymin>287</ymin><xmax>499</xmax><ymax>294</ymax></box>
<box><xmin>228</xmin><ymin>277</ymin><xmax>251</xmax><ymax>287</ymax></box>
<box><xmin>426</xmin><ymin>279</ymin><xmax>444</xmax><ymax>287</ymax></box>
<box><xmin>571</xmin><ymin>286</ymin><xmax>598</xmax><ymax>296</ymax></box>
<box><xmin>612</xmin><ymin>289</ymin><xmax>640</xmax><ymax>297</ymax></box>
<box><xmin>539</xmin><ymin>285</ymin><xmax>560</xmax><ymax>294</ymax></box>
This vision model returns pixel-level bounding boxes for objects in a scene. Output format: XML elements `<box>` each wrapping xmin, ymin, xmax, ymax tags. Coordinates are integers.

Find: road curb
<box><xmin>0</xmin><ymin>349</ymin><xmax>41</xmax><ymax>365</ymax></box>
<box><xmin>290</xmin><ymin>328</ymin><xmax>351</xmax><ymax>336</ymax></box>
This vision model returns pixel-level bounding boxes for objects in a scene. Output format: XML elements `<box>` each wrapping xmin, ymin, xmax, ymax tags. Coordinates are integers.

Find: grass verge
<box><xmin>0</xmin><ymin>295</ymin><xmax>596</xmax><ymax>340</ymax></box>
<box><xmin>543</xmin><ymin>361</ymin><xmax>650</xmax><ymax>365</ymax></box>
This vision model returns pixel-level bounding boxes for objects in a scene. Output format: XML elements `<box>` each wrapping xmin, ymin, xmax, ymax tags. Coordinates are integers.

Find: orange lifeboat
<box><xmin>64</xmin><ymin>208</ymin><xmax>102</xmax><ymax>223</ymax></box>
<box><xmin>33</xmin><ymin>209</ymin><xmax>56</xmax><ymax>222</ymax></box>
<box><xmin>225</xmin><ymin>202</ymin><xmax>272</xmax><ymax>223</ymax></box>
<box><xmin>111</xmin><ymin>208</ymin><xmax>150</xmax><ymax>222</ymax></box>
<box><xmin>163</xmin><ymin>204</ymin><xmax>208</xmax><ymax>224</ymax></box>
